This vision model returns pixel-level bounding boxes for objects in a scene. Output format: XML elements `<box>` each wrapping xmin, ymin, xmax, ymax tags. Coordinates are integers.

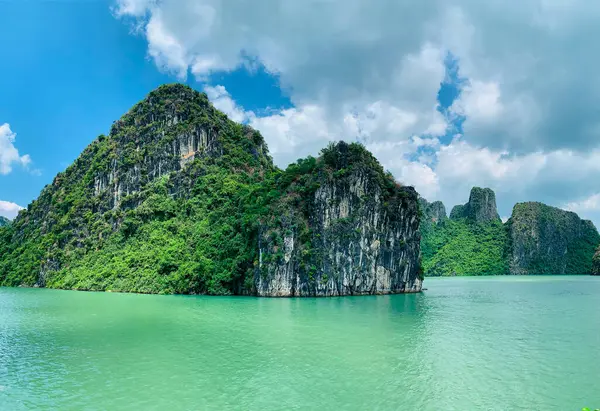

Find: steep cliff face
<box><xmin>592</xmin><ymin>248</ymin><xmax>600</xmax><ymax>275</ymax></box>
<box><xmin>256</xmin><ymin>142</ymin><xmax>422</xmax><ymax>296</ymax></box>
<box><xmin>450</xmin><ymin>187</ymin><xmax>501</xmax><ymax>223</ymax></box>
<box><xmin>0</xmin><ymin>85</ymin><xmax>422</xmax><ymax>296</ymax></box>
<box><xmin>507</xmin><ymin>202</ymin><xmax>600</xmax><ymax>275</ymax></box>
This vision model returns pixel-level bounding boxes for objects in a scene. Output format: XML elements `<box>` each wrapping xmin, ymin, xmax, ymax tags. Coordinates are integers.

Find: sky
<box><xmin>2</xmin><ymin>1</ymin><xmax>600</xmax><ymax>228</ymax></box>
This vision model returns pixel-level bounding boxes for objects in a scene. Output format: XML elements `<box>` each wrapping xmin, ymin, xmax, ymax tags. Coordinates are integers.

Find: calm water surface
<box><xmin>1</xmin><ymin>276</ymin><xmax>599</xmax><ymax>410</ymax></box>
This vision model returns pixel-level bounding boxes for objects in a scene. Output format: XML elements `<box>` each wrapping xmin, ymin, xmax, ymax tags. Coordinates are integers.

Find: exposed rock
<box><xmin>0</xmin><ymin>217</ymin><xmax>9</xmax><ymax>227</ymax></box>
<box><xmin>421</xmin><ymin>188</ymin><xmax>599</xmax><ymax>276</ymax></box>
<box><xmin>507</xmin><ymin>202</ymin><xmax>600</xmax><ymax>275</ymax></box>
<box><xmin>256</xmin><ymin>142</ymin><xmax>422</xmax><ymax>296</ymax></box>
<box><xmin>450</xmin><ymin>187</ymin><xmax>501</xmax><ymax>224</ymax></box>
<box><xmin>419</xmin><ymin>198</ymin><xmax>447</xmax><ymax>225</ymax></box>
<box><xmin>0</xmin><ymin>85</ymin><xmax>422</xmax><ymax>296</ymax></box>
<box><xmin>592</xmin><ymin>247</ymin><xmax>600</xmax><ymax>275</ymax></box>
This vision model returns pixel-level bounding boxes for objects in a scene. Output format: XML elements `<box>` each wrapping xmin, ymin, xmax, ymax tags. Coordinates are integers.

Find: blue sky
<box><xmin>3</xmin><ymin>0</ymin><xmax>600</xmax><ymax>227</ymax></box>
<box><xmin>0</xmin><ymin>1</ymin><xmax>292</xmax><ymax>213</ymax></box>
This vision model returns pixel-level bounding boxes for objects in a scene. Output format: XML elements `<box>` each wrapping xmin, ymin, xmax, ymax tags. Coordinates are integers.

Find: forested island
<box><xmin>0</xmin><ymin>84</ymin><xmax>421</xmax><ymax>296</ymax></box>
<box><xmin>1</xmin><ymin>84</ymin><xmax>599</xmax><ymax>297</ymax></box>
<box><xmin>420</xmin><ymin>188</ymin><xmax>600</xmax><ymax>276</ymax></box>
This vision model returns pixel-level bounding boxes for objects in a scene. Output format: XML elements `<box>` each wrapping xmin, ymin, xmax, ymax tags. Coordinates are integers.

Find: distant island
<box><xmin>0</xmin><ymin>84</ymin><xmax>421</xmax><ymax>296</ymax></box>
<box><xmin>420</xmin><ymin>187</ymin><xmax>600</xmax><ymax>276</ymax></box>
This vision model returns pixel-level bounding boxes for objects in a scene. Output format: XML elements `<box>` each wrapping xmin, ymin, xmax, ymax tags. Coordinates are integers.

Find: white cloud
<box><xmin>432</xmin><ymin>139</ymin><xmax>600</xmax><ymax>223</ymax></box>
<box><xmin>115</xmin><ymin>0</ymin><xmax>448</xmax><ymax>135</ymax></box>
<box><xmin>113</xmin><ymin>0</ymin><xmax>155</xmax><ymax>17</ymax></box>
<box><xmin>249</xmin><ymin>105</ymin><xmax>336</xmax><ymax>166</ymax></box>
<box><xmin>202</xmin><ymin>84</ymin><xmax>447</xmax><ymax>168</ymax></box>
<box><xmin>203</xmin><ymin>85</ymin><xmax>249</xmax><ymax>123</ymax></box>
<box><xmin>451</xmin><ymin>80</ymin><xmax>503</xmax><ymax>122</ymax></box>
<box><xmin>0</xmin><ymin>200</ymin><xmax>24</xmax><ymax>220</ymax></box>
<box><xmin>565</xmin><ymin>193</ymin><xmax>600</xmax><ymax>214</ymax></box>
<box><xmin>0</xmin><ymin>124</ymin><xmax>31</xmax><ymax>175</ymax></box>
<box><xmin>563</xmin><ymin>193</ymin><xmax>600</xmax><ymax>228</ymax></box>
<box><xmin>365</xmin><ymin>139</ymin><xmax>440</xmax><ymax>199</ymax></box>
<box><xmin>114</xmin><ymin>0</ymin><xmax>600</xmax><ymax>227</ymax></box>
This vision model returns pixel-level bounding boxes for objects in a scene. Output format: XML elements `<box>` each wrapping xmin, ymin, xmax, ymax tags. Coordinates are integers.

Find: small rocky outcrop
<box><xmin>0</xmin><ymin>216</ymin><xmax>9</xmax><ymax>227</ymax></box>
<box><xmin>507</xmin><ymin>202</ymin><xmax>600</xmax><ymax>275</ymax></box>
<box><xmin>450</xmin><ymin>187</ymin><xmax>501</xmax><ymax>224</ymax></box>
<box><xmin>256</xmin><ymin>142</ymin><xmax>423</xmax><ymax>297</ymax></box>
<box><xmin>419</xmin><ymin>198</ymin><xmax>447</xmax><ymax>225</ymax></box>
<box><xmin>592</xmin><ymin>247</ymin><xmax>600</xmax><ymax>275</ymax></box>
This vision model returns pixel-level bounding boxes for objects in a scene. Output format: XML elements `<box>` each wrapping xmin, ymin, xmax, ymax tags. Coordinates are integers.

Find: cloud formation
<box><xmin>115</xmin><ymin>0</ymin><xmax>600</xmax><ymax>226</ymax></box>
<box><xmin>0</xmin><ymin>123</ymin><xmax>31</xmax><ymax>175</ymax></box>
<box><xmin>0</xmin><ymin>200</ymin><xmax>24</xmax><ymax>220</ymax></box>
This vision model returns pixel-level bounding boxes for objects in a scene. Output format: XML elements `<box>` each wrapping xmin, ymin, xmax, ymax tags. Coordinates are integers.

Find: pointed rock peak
<box><xmin>419</xmin><ymin>198</ymin><xmax>447</xmax><ymax>224</ymax></box>
<box><xmin>145</xmin><ymin>83</ymin><xmax>209</xmax><ymax>104</ymax></box>
<box><xmin>320</xmin><ymin>141</ymin><xmax>378</xmax><ymax>170</ymax></box>
<box><xmin>110</xmin><ymin>83</ymin><xmax>212</xmax><ymax>136</ymax></box>
<box><xmin>450</xmin><ymin>187</ymin><xmax>501</xmax><ymax>224</ymax></box>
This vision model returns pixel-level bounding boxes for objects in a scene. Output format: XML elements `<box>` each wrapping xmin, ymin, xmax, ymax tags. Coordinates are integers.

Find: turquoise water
<box><xmin>1</xmin><ymin>276</ymin><xmax>599</xmax><ymax>410</ymax></box>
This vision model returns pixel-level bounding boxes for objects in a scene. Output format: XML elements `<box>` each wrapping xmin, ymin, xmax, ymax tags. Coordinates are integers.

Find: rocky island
<box><xmin>0</xmin><ymin>84</ymin><xmax>422</xmax><ymax>296</ymax></box>
<box><xmin>258</xmin><ymin>142</ymin><xmax>422</xmax><ymax>296</ymax></box>
<box><xmin>421</xmin><ymin>187</ymin><xmax>600</xmax><ymax>276</ymax></box>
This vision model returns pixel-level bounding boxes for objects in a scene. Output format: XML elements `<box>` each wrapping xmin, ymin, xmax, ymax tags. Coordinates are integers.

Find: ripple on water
<box><xmin>0</xmin><ymin>277</ymin><xmax>599</xmax><ymax>410</ymax></box>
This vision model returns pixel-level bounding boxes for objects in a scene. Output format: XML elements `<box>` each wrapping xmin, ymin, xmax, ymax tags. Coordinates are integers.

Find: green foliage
<box><xmin>0</xmin><ymin>85</ymin><xmax>421</xmax><ymax>296</ymax></box>
<box><xmin>509</xmin><ymin>202</ymin><xmax>600</xmax><ymax>274</ymax></box>
<box><xmin>0</xmin><ymin>216</ymin><xmax>9</xmax><ymax>227</ymax></box>
<box><xmin>422</xmin><ymin>219</ymin><xmax>509</xmax><ymax>276</ymax></box>
<box><xmin>422</xmin><ymin>197</ymin><xmax>600</xmax><ymax>276</ymax></box>
<box><xmin>0</xmin><ymin>84</ymin><xmax>274</xmax><ymax>295</ymax></box>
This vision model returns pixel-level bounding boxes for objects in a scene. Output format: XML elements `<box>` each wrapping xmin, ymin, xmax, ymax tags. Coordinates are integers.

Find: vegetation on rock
<box><xmin>448</xmin><ymin>187</ymin><xmax>500</xmax><ymax>224</ymax></box>
<box><xmin>421</xmin><ymin>188</ymin><xmax>599</xmax><ymax>276</ymax></box>
<box><xmin>0</xmin><ymin>84</ymin><xmax>422</xmax><ymax>296</ymax></box>
<box><xmin>258</xmin><ymin>141</ymin><xmax>422</xmax><ymax>296</ymax></box>
<box><xmin>592</xmin><ymin>248</ymin><xmax>600</xmax><ymax>276</ymax></box>
<box><xmin>420</xmin><ymin>192</ymin><xmax>508</xmax><ymax>276</ymax></box>
<box><xmin>507</xmin><ymin>202</ymin><xmax>600</xmax><ymax>275</ymax></box>
<box><xmin>421</xmin><ymin>218</ymin><xmax>509</xmax><ymax>276</ymax></box>
<box><xmin>0</xmin><ymin>84</ymin><xmax>277</xmax><ymax>294</ymax></box>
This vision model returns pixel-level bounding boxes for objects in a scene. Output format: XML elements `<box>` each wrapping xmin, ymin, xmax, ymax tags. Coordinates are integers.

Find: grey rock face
<box><xmin>508</xmin><ymin>202</ymin><xmax>600</xmax><ymax>275</ymax></box>
<box><xmin>450</xmin><ymin>187</ymin><xmax>500</xmax><ymax>224</ymax></box>
<box><xmin>592</xmin><ymin>247</ymin><xmax>600</xmax><ymax>275</ymax></box>
<box><xmin>92</xmin><ymin>126</ymin><xmax>222</xmax><ymax>209</ymax></box>
<box><xmin>419</xmin><ymin>198</ymin><xmax>447</xmax><ymax>225</ymax></box>
<box><xmin>90</xmin><ymin>89</ymin><xmax>267</xmax><ymax>213</ymax></box>
<box><xmin>256</xmin><ymin>152</ymin><xmax>422</xmax><ymax>297</ymax></box>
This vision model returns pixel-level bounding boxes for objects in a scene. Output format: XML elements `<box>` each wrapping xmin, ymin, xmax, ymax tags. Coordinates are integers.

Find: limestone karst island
<box><xmin>1</xmin><ymin>85</ymin><xmax>599</xmax><ymax>299</ymax></box>
<box><xmin>4</xmin><ymin>1</ymin><xmax>600</xmax><ymax>409</ymax></box>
